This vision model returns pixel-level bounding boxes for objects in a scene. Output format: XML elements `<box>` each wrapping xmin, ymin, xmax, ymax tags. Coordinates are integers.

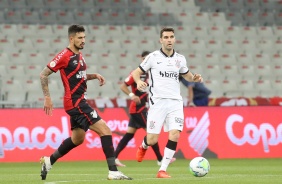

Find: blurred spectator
<box><xmin>180</xmin><ymin>77</ymin><xmax>211</xmax><ymax>106</ymax></box>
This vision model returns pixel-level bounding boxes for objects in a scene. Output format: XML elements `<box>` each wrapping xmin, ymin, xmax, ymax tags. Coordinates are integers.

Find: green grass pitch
<box><xmin>0</xmin><ymin>158</ymin><xmax>281</xmax><ymax>184</ymax></box>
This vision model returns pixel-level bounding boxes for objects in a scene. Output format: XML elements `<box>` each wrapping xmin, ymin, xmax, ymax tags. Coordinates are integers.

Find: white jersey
<box><xmin>139</xmin><ymin>49</ymin><xmax>189</xmax><ymax>102</ymax></box>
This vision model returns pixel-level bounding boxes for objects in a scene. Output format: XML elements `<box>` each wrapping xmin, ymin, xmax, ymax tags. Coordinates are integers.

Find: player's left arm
<box><xmin>86</xmin><ymin>73</ymin><xmax>105</xmax><ymax>86</ymax></box>
<box><xmin>181</xmin><ymin>70</ymin><xmax>203</xmax><ymax>83</ymax></box>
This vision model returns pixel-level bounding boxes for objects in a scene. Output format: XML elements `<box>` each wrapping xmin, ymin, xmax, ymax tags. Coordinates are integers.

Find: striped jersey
<box><xmin>47</xmin><ymin>48</ymin><xmax>87</xmax><ymax>111</ymax></box>
<box><xmin>139</xmin><ymin>49</ymin><xmax>189</xmax><ymax>101</ymax></box>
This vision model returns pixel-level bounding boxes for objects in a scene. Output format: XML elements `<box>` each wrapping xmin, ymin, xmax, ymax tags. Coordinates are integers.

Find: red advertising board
<box><xmin>0</xmin><ymin>107</ymin><xmax>281</xmax><ymax>162</ymax></box>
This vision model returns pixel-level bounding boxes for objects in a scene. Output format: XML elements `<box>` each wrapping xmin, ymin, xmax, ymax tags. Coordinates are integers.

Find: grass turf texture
<box><xmin>0</xmin><ymin>158</ymin><xmax>281</xmax><ymax>184</ymax></box>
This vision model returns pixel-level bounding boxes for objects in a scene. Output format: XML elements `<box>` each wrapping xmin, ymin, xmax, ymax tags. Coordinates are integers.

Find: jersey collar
<box><xmin>160</xmin><ymin>48</ymin><xmax>175</xmax><ymax>58</ymax></box>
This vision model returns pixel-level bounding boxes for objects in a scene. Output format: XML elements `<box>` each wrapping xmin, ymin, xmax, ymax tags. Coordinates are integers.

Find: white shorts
<box><xmin>147</xmin><ymin>98</ymin><xmax>184</xmax><ymax>134</ymax></box>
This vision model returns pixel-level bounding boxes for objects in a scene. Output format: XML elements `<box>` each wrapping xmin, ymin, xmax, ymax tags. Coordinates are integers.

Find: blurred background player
<box><xmin>114</xmin><ymin>51</ymin><xmax>176</xmax><ymax>167</ymax></box>
<box><xmin>180</xmin><ymin>77</ymin><xmax>211</xmax><ymax>106</ymax></box>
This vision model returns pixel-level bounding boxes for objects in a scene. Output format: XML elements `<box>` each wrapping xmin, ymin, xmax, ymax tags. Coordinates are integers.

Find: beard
<box><xmin>74</xmin><ymin>44</ymin><xmax>84</xmax><ymax>50</ymax></box>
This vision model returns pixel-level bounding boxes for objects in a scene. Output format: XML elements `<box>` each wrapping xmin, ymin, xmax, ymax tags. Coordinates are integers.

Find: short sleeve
<box><xmin>47</xmin><ymin>49</ymin><xmax>69</xmax><ymax>72</ymax></box>
<box><xmin>179</xmin><ymin>57</ymin><xmax>189</xmax><ymax>74</ymax></box>
<box><xmin>139</xmin><ymin>54</ymin><xmax>152</xmax><ymax>72</ymax></box>
<box><xmin>124</xmin><ymin>72</ymin><xmax>135</xmax><ymax>86</ymax></box>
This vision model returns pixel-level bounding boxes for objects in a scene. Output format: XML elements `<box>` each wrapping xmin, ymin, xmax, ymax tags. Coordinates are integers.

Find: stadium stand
<box><xmin>0</xmin><ymin>0</ymin><xmax>282</xmax><ymax>108</ymax></box>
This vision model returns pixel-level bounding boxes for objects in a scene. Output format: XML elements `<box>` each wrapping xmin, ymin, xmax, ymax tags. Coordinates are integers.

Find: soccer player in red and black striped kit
<box><xmin>39</xmin><ymin>24</ymin><xmax>132</xmax><ymax>180</ymax></box>
<box><xmin>114</xmin><ymin>51</ymin><xmax>176</xmax><ymax>167</ymax></box>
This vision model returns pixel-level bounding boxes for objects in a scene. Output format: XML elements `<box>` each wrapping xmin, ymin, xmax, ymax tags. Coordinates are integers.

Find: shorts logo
<box><xmin>90</xmin><ymin>110</ymin><xmax>97</xmax><ymax>118</ymax></box>
<box><xmin>149</xmin><ymin>121</ymin><xmax>155</xmax><ymax>129</ymax></box>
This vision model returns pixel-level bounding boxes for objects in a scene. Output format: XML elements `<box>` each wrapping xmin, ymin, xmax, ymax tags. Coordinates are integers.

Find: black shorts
<box><xmin>128</xmin><ymin>111</ymin><xmax>147</xmax><ymax>129</ymax></box>
<box><xmin>66</xmin><ymin>102</ymin><xmax>101</xmax><ymax>132</ymax></box>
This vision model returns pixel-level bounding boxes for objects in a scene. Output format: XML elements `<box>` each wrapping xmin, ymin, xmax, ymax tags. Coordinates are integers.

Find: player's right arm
<box><xmin>131</xmin><ymin>67</ymin><xmax>147</xmax><ymax>92</ymax></box>
<box><xmin>40</xmin><ymin>67</ymin><xmax>54</xmax><ymax>116</ymax></box>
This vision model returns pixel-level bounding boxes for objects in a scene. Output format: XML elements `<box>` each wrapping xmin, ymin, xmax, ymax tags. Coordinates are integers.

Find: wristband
<box><xmin>129</xmin><ymin>93</ymin><xmax>135</xmax><ymax>98</ymax></box>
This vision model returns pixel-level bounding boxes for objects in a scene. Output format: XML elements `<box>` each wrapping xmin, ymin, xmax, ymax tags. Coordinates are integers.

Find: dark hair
<box><xmin>68</xmin><ymin>24</ymin><xmax>85</xmax><ymax>36</ymax></box>
<box><xmin>160</xmin><ymin>27</ymin><xmax>174</xmax><ymax>38</ymax></box>
<box><xmin>141</xmin><ymin>51</ymin><xmax>150</xmax><ymax>57</ymax></box>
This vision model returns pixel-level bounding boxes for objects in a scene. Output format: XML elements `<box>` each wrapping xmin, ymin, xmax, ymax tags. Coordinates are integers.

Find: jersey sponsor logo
<box><xmin>73</xmin><ymin>60</ymin><xmax>78</xmax><ymax>65</ymax></box>
<box><xmin>76</xmin><ymin>71</ymin><xmax>87</xmax><ymax>80</ymax></box>
<box><xmin>159</xmin><ymin>71</ymin><xmax>179</xmax><ymax>80</ymax></box>
<box><xmin>51</xmin><ymin>49</ymin><xmax>67</xmax><ymax>64</ymax></box>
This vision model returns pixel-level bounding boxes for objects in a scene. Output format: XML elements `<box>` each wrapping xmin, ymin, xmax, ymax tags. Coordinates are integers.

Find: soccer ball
<box><xmin>189</xmin><ymin>157</ymin><xmax>210</xmax><ymax>177</ymax></box>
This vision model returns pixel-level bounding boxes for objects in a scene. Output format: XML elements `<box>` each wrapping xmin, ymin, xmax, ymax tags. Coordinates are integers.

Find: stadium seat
<box><xmin>257</xmin><ymin>39</ymin><xmax>274</xmax><ymax>53</ymax></box>
<box><xmin>242</xmin><ymin>11</ymin><xmax>259</xmax><ymax>26</ymax></box>
<box><xmin>241</xmin><ymin>26</ymin><xmax>258</xmax><ymax>39</ymax></box>
<box><xmin>239</xmin><ymin>64</ymin><xmax>255</xmax><ymax>77</ymax></box>
<box><xmin>221</xmin><ymin>65</ymin><xmax>239</xmax><ymax>77</ymax></box>
<box><xmin>121</xmin><ymin>39</ymin><xmax>138</xmax><ymax>52</ymax></box>
<box><xmin>143</xmin><ymin>0</ymin><xmax>163</xmax><ymax>13</ymax></box>
<box><xmin>273</xmin><ymin>65</ymin><xmax>282</xmax><ymax>77</ymax></box>
<box><xmin>9</xmin><ymin>52</ymin><xmax>28</xmax><ymax>65</ymax></box>
<box><xmin>236</xmin><ymin>53</ymin><xmax>254</xmax><ymax>65</ymax></box>
<box><xmin>225</xmin><ymin>26</ymin><xmax>242</xmax><ymax>39</ymax></box>
<box><xmin>211</xmin><ymin>0</ymin><xmax>229</xmax><ymax>12</ymax></box>
<box><xmin>14</xmin><ymin>38</ymin><xmax>34</xmax><ymax>51</ymax></box>
<box><xmin>106</xmin><ymin>26</ymin><xmax>123</xmax><ymax>38</ymax></box>
<box><xmin>173</xmin><ymin>12</ymin><xmax>196</xmax><ymax>26</ymax></box>
<box><xmin>122</xmin><ymin>25</ymin><xmax>141</xmax><ymax>39</ymax></box>
<box><xmin>35</xmin><ymin>25</ymin><xmax>54</xmax><ymax>38</ymax></box>
<box><xmin>203</xmin><ymin>53</ymin><xmax>220</xmax><ymax>65</ymax></box>
<box><xmin>219</xmin><ymin>53</ymin><xmax>237</xmax><ymax>65</ymax></box>
<box><xmin>139</xmin><ymin>26</ymin><xmax>158</xmax><ymax>39</ymax></box>
<box><xmin>22</xmin><ymin>10</ymin><xmax>41</xmax><ymax>24</ymax></box>
<box><xmin>186</xmin><ymin>53</ymin><xmax>204</xmax><ymax>66</ymax></box>
<box><xmin>210</xmin><ymin>12</ymin><xmax>230</xmax><ymax>26</ymax></box>
<box><xmin>125</xmin><ymin>11</ymin><xmax>144</xmax><ymax>25</ymax></box>
<box><xmin>17</xmin><ymin>24</ymin><xmax>37</xmax><ymax>38</ymax></box>
<box><xmin>0</xmin><ymin>53</ymin><xmax>10</xmax><ymax>65</ymax></box>
<box><xmin>271</xmin><ymin>53</ymin><xmax>282</xmax><ymax>65</ymax></box>
<box><xmin>142</xmin><ymin>12</ymin><xmax>160</xmax><ymax>26</ymax></box>
<box><xmin>226</xmin><ymin>12</ymin><xmax>245</xmax><ymax>26</ymax></box>
<box><xmin>98</xmin><ymin>53</ymin><xmax>118</xmax><ymax>66</ymax></box>
<box><xmin>43</xmin><ymin>0</ymin><xmax>62</xmax><ymax>10</ymax></box>
<box><xmin>253</xmin><ymin>53</ymin><xmax>271</xmax><ymax>65</ymax></box>
<box><xmin>206</xmin><ymin>39</ymin><xmax>223</xmax><ymax>52</ymax></box>
<box><xmin>257</xmin><ymin>26</ymin><xmax>274</xmax><ymax>39</ymax></box>
<box><xmin>56</xmin><ymin>10</ymin><xmax>74</xmax><ymax>25</ymax></box>
<box><xmin>191</xmin><ymin>26</ymin><xmax>209</xmax><ymax>40</ymax></box>
<box><xmin>208</xmin><ymin>26</ymin><xmax>226</xmax><ymax>40</ymax></box>
<box><xmin>244</xmin><ymin>0</ymin><xmax>261</xmax><ymax>12</ymax></box>
<box><xmin>9</xmin><ymin>0</ymin><xmax>27</xmax><ymax>9</ymax></box>
<box><xmin>223</xmin><ymin>39</ymin><xmax>240</xmax><ymax>53</ymax></box>
<box><xmin>74</xmin><ymin>10</ymin><xmax>93</xmax><ymax>25</ymax></box>
<box><xmin>189</xmin><ymin>39</ymin><xmax>207</xmax><ymax>53</ymax></box>
<box><xmin>107</xmin><ymin>11</ymin><xmax>127</xmax><ymax>25</ymax></box>
<box><xmin>195</xmin><ymin>0</ymin><xmax>213</xmax><ymax>11</ymax></box>
<box><xmin>138</xmin><ymin>39</ymin><xmax>157</xmax><ymax>52</ymax></box>
<box><xmin>39</xmin><ymin>10</ymin><xmax>58</xmax><ymax>24</ymax></box>
<box><xmin>26</xmin><ymin>0</ymin><xmax>45</xmax><ymax>10</ymax></box>
<box><xmin>24</xmin><ymin>65</ymin><xmax>44</xmax><ymax>78</ymax></box>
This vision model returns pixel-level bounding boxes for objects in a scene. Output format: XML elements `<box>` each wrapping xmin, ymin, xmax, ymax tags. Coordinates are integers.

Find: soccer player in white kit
<box><xmin>131</xmin><ymin>27</ymin><xmax>203</xmax><ymax>178</ymax></box>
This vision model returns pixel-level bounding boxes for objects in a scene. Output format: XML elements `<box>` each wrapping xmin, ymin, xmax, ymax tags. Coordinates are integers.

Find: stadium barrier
<box><xmin>0</xmin><ymin>106</ymin><xmax>281</xmax><ymax>162</ymax></box>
